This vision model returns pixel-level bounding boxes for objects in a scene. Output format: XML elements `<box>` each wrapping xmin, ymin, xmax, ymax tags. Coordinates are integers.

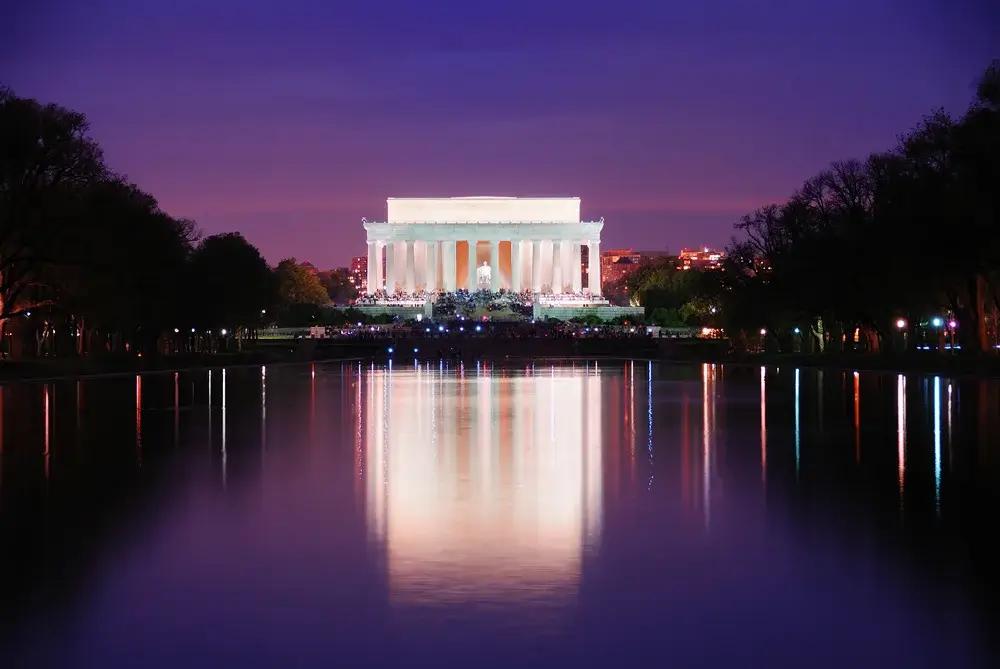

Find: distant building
<box><xmin>634</xmin><ymin>250</ymin><xmax>674</xmax><ymax>266</ymax></box>
<box><xmin>349</xmin><ymin>255</ymin><xmax>368</xmax><ymax>294</ymax></box>
<box><xmin>678</xmin><ymin>247</ymin><xmax>724</xmax><ymax>270</ymax></box>
<box><xmin>600</xmin><ymin>248</ymin><xmax>643</xmax><ymax>288</ymax></box>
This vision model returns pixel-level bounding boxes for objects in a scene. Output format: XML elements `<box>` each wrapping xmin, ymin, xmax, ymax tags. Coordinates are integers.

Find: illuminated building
<box><xmin>678</xmin><ymin>247</ymin><xmax>724</xmax><ymax>270</ymax></box>
<box><xmin>600</xmin><ymin>248</ymin><xmax>642</xmax><ymax>288</ymax></box>
<box><xmin>361</xmin><ymin>197</ymin><xmax>604</xmax><ymax>295</ymax></box>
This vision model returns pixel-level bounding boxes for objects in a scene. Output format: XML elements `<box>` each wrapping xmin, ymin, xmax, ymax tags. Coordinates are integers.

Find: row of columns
<box><xmin>366</xmin><ymin>240</ymin><xmax>601</xmax><ymax>295</ymax></box>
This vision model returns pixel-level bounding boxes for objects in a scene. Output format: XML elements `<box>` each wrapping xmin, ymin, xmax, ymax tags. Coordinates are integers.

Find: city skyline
<box><xmin>4</xmin><ymin>0</ymin><xmax>996</xmax><ymax>267</ymax></box>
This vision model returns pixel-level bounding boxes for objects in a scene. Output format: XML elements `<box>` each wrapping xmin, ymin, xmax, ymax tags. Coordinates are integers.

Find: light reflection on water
<box><xmin>0</xmin><ymin>362</ymin><xmax>995</xmax><ymax>668</ymax></box>
<box><xmin>364</xmin><ymin>364</ymin><xmax>602</xmax><ymax>613</ymax></box>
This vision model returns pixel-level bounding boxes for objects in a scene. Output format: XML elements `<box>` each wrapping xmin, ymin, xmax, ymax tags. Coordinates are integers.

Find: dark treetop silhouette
<box><xmin>0</xmin><ymin>88</ymin><xmax>357</xmax><ymax>361</ymax></box>
<box><xmin>615</xmin><ymin>63</ymin><xmax>1000</xmax><ymax>357</ymax></box>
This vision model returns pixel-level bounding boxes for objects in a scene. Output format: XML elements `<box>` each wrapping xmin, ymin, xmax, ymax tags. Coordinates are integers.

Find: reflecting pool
<box><xmin>0</xmin><ymin>362</ymin><xmax>996</xmax><ymax>667</ymax></box>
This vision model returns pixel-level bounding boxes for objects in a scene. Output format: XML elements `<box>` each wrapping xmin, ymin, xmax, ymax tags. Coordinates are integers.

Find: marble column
<box><xmin>443</xmin><ymin>241</ymin><xmax>456</xmax><ymax>292</ymax></box>
<box><xmin>467</xmin><ymin>240</ymin><xmax>478</xmax><ymax>291</ymax></box>
<box><xmin>551</xmin><ymin>241</ymin><xmax>563</xmax><ymax>294</ymax></box>
<box><xmin>366</xmin><ymin>241</ymin><xmax>377</xmax><ymax>295</ymax></box>
<box><xmin>404</xmin><ymin>241</ymin><xmax>416</xmax><ymax>294</ymax></box>
<box><xmin>531</xmin><ymin>240</ymin><xmax>542</xmax><ymax>293</ymax></box>
<box><xmin>572</xmin><ymin>242</ymin><xmax>582</xmax><ymax>293</ymax></box>
<box><xmin>489</xmin><ymin>241</ymin><xmax>500</xmax><ymax>292</ymax></box>
<box><xmin>374</xmin><ymin>242</ymin><xmax>384</xmax><ymax>293</ymax></box>
<box><xmin>564</xmin><ymin>242</ymin><xmax>573</xmax><ymax>291</ymax></box>
<box><xmin>385</xmin><ymin>242</ymin><xmax>395</xmax><ymax>293</ymax></box>
<box><xmin>511</xmin><ymin>240</ymin><xmax>522</xmax><ymax>293</ymax></box>
<box><xmin>426</xmin><ymin>241</ymin><xmax>438</xmax><ymax>293</ymax></box>
<box><xmin>588</xmin><ymin>241</ymin><xmax>601</xmax><ymax>295</ymax></box>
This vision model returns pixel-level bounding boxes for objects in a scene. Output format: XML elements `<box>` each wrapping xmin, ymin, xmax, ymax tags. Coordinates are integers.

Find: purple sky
<box><xmin>4</xmin><ymin>1</ymin><xmax>996</xmax><ymax>268</ymax></box>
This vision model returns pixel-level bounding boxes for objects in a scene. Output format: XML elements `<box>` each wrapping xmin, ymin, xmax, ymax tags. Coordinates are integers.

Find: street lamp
<box><xmin>896</xmin><ymin>319</ymin><xmax>906</xmax><ymax>329</ymax></box>
<box><xmin>931</xmin><ymin>317</ymin><xmax>943</xmax><ymax>328</ymax></box>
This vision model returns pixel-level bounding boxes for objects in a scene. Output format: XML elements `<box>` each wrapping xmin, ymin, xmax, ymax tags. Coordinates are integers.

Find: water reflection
<box><xmin>702</xmin><ymin>363</ymin><xmax>716</xmax><ymax>530</ymax></box>
<box><xmin>44</xmin><ymin>385</ymin><xmax>51</xmax><ymax>479</ymax></box>
<box><xmin>647</xmin><ymin>361</ymin><xmax>653</xmax><ymax>490</ymax></box>
<box><xmin>933</xmin><ymin>377</ymin><xmax>941</xmax><ymax>513</ymax></box>
<box><xmin>261</xmin><ymin>366</ymin><xmax>267</xmax><ymax>469</ymax></box>
<box><xmin>173</xmin><ymin>372</ymin><xmax>179</xmax><ymax>448</ymax></box>
<box><xmin>221</xmin><ymin>368</ymin><xmax>227</xmax><ymax>488</ymax></box>
<box><xmin>760</xmin><ymin>367</ymin><xmax>767</xmax><ymax>484</ymax></box>
<box><xmin>897</xmin><ymin>374</ymin><xmax>906</xmax><ymax>505</ymax></box>
<box><xmin>853</xmin><ymin>371</ymin><xmax>860</xmax><ymax>463</ymax></box>
<box><xmin>0</xmin><ymin>363</ymin><xmax>994</xmax><ymax>667</ymax></box>
<box><xmin>794</xmin><ymin>368</ymin><xmax>801</xmax><ymax>476</ymax></box>
<box><xmin>364</xmin><ymin>365</ymin><xmax>602</xmax><ymax>609</ymax></box>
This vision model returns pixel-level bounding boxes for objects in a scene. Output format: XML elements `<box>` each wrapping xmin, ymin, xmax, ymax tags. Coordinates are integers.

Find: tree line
<box><xmin>0</xmin><ymin>87</ymin><xmax>357</xmax><ymax>360</ymax></box>
<box><xmin>619</xmin><ymin>63</ymin><xmax>999</xmax><ymax>355</ymax></box>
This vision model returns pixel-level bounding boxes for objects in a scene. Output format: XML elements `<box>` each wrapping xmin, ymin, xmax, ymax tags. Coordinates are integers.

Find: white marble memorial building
<box><xmin>363</xmin><ymin>197</ymin><xmax>603</xmax><ymax>296</ymax></box>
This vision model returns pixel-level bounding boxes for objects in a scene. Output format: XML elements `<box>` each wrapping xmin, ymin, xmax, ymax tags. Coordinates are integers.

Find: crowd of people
<box><xmin>354</xmin><ymin>288</ymin><xmax>607</xmax><ymax>308</ymax></box>
<box><xmin>432</xmin><ymin>289</ymin><xmax>533</xmax><ymax>317</ymax></box>
<box><xmin>352</xmin><ymin>290</ymin><xmax>429</xmax><ymax>306</ymax></box>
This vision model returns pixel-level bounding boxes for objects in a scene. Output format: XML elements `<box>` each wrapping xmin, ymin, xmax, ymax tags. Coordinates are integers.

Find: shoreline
<box><xmin>3</xmin><ymin>348</ymin><xmax>999</xmax><ymax>384</ymax></box>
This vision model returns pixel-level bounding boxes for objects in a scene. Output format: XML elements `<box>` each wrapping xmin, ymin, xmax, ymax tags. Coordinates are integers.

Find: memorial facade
<box><xmin>362</xmin><ymin>197</ymin><xmax>603</xmax><ymax>296</ymax></box>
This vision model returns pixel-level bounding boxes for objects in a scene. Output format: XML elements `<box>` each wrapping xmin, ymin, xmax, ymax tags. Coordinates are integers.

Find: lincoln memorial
<box><xmin>363</xmin><ymin>197</ymin><xmax>603</xmax><ymax>296</ymax></box>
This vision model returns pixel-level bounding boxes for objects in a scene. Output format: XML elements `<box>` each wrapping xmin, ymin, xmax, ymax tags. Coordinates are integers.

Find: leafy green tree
<box><xmin>317</xmin><ymin>267</ymin><xmax>358</xmax><ymax>304</ymax></box>
<box><xmin>275</xmin><ymin>258</ymin><xmax>330</xmax><ymax>306</ymax></box>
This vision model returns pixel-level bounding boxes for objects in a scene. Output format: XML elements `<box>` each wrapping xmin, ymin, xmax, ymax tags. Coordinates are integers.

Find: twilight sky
<box><xmin>3</xmin><ymin>0</ymin><xmax>997</xmax><ymax>268</ymax></box>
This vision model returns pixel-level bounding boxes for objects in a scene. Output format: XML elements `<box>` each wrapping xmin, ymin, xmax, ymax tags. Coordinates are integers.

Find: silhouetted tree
<box><xmin>187</xmin><ymin>233</ymin><xmax>276</xmax><ymax>348</ymax></box>
<box><xmin>710</xmin><ymin>63</ymin><xmax>1000</xmax><ymax>356</ymax></box>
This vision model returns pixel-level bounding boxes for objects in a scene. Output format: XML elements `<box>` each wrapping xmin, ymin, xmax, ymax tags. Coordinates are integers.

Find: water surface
<box><xmin>0</xmin><ymin>362</ymin><xmax>996</xmax><ymax>667</ymax></box>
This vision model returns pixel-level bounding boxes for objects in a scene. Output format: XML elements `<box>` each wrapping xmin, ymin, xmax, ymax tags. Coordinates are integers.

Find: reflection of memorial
<box><xmin>364</xmin><ymin>365</ymin><xmax>603</xmax><ymax>607</ymax></box>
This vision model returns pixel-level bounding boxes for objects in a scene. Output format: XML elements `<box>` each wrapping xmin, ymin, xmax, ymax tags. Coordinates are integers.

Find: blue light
<box><xmin>387</xmin><ymin>347</ymin><xmax>394</xmax><ymax>354</ymax></box>
<box><xmin>931</xmin><ymin>317</ymin><xmax>944</xmax><ymax>327</ymax></box>
<box><xmin>793</xmin><ymin>327</ymin><xmax>800</xmax><ymax>334</ymax></box>
<box><xmin>413</xmin><ymin>347</ymin><xmax>418</xmax><ymax>353</ymax></box>
<box><xmin>475</xmin><ymin>325</ymin><xmax>481</xmax><ymax>332</ymax></box>
<box><xmin>425</xmin><ymin>327</ymin><xmax>430</xmax><ymax>333</ymax></box>
<box><xmin>438</xmin><ymin>325</ymin><xmax>445</xmax><ymax>332</ymax></box>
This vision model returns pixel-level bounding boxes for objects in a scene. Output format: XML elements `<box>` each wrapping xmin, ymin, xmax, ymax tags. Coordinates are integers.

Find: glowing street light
<box><xmin>948</xmin><ymin>320</ymin><xmax>957</xmax><ymax>329</ymax></box>
<box><xmin>221</xmin><ymin>329</ymin><xmax>228</xmax><ymax>336</ymax></box>
<box><xmin>931</xmin><ymin>317</ymin><xmax>943</xmax><ymax>328</ymax></box>
<box><xmin>793</xmin><ymin>327</ymin><xmax>801</xmax><ymax>334</ymax></box>
<box><xmin>759</xmin><ymin>328</ymin><xmax>767</xmax><ymax>335</ymax></box>
<box><xmin>895</xmin><ymin>318</ymin><xmax>906</xmax><ymax>329</ymax></box>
